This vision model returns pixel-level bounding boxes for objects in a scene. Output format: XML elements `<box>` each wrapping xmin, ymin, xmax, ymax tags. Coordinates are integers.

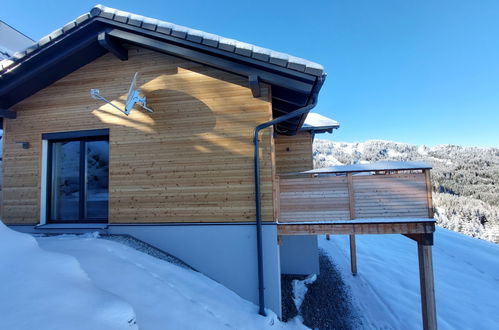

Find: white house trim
<box><xmin>39</xmin><ymin>139</ymin><xmax>48</xmax><ymax>225</ymax></box>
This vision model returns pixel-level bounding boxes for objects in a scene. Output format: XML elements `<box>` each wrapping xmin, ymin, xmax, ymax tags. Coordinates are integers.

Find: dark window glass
<box><xmin>51</xmin><ymin>141</ymin><xmax>80</xmax><ymax>221</ymax></box>
<box><xmin>49</xmin><ymin>137</ymin><xmax>109</xmax><ymax>222</ymax></box>
<box><xmin>85</xmin><ymin>140</ymin><xmax>109</xmax><ymax>219</ymax></box>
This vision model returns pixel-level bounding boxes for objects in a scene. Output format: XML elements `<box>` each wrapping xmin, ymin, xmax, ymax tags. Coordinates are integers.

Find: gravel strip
<box><xmin>282</xmin><ymin>250</ymin><xmax>355</xmax><ymax>329</ymax></box>
<box><xmin>101</xmin><ymin>234</ymin><xmax>194</xmax><ymax>270</ymax></box>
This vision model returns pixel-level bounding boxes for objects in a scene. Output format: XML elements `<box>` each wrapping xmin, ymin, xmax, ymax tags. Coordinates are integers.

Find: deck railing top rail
<box><xmin>280</xmin><ymin>161</ymin><xmax>432</xmax><ymax>176</ymax></box>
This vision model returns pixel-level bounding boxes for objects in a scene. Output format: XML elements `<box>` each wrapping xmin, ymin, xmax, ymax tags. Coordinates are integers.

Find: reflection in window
<box><xmin>49</xmin><ymin>138</ymin><xmax>109</xmax><ymax>222</ymax></box>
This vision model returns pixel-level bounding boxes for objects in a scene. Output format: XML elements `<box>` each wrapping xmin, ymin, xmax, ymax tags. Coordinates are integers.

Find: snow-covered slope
<box><xmin>320</xmin><ymin>228</ymin><xmax>499</xmax><ymax>329</ymax></box>
<box><xmin>36</xmin><ymin>233</ymin><xmax>302</xmax><ymax>330</ymax></box>
<box><xmin>0</xmin><ymin>221</ymin><xmax>304</xmax><ymax>330</ymax></box>
<box><xmin>0</xmin><ymin>222</ymin><xmax>137</xmax><ymax>330</ymax></box>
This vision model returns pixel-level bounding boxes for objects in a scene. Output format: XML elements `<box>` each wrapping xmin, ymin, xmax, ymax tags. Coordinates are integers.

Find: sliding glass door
<box><xmin>48</xmin><ymin>136</ymin><xmax>109</xmax><ymax>222</ymax></box>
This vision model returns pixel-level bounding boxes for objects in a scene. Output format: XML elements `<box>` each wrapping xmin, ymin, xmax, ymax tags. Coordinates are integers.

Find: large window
<box><xmin>45</xmin><ymin>130</ymin><xmax>109</xmax><ymax>223</ymax></box>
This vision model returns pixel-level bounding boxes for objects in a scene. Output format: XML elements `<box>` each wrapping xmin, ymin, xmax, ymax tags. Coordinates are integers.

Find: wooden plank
<box><xmin>355</xmin><ymin>200</ymin><xmax>428</xmax><ymax>207</ymax></box>
<box><xmin>352</xmin><ymin>173</ymin><xmax>425</xmax><ymax>180</ymax></box>
<box><xmin>418</xmin><ymin>242</ymin><xmax>438</xmax><ymax>330</ymax></box>
<box><xmin>354</xmin><ymin>191</ymin><xmax>427</xmax><ymax>197</ymax></box>
<box><xmin>279</xmin><ymin>176</ymin><xmax>348</xmax><ymax>185</ymax></box>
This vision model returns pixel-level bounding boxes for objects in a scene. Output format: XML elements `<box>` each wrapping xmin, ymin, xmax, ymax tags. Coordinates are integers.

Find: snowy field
<box><xmin>0</xmin><ymin>221</ymin><xmax>304</xmax><ymax>330</ymax></box>
<box><xmin>320</xmin><ymin>227</ymin><xmax>499</xmax><ymax>329</ymax></box>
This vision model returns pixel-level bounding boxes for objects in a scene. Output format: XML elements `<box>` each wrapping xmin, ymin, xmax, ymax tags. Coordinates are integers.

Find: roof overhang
<box><xmin>0</xmin><ymin>6</ymin><xmax>326</xmax><ymax>134</ymax></box>
<box><xmin>300</xmin><ymin>112</ymin><xmax>340</xmax><ymax>134</ymax></box>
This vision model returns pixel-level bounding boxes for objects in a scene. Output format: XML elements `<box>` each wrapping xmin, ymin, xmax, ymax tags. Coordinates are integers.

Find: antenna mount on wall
<box><xmin>90</xmin><ymin>72</ymin><xmax>153</xmax><ymax>115</ymax></box>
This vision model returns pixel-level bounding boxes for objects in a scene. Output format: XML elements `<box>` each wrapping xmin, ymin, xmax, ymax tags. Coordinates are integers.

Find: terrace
<box><xmin>276</xmin><ymin>161</ymin><xmax>437</xmax><ymax>330</ymax></box>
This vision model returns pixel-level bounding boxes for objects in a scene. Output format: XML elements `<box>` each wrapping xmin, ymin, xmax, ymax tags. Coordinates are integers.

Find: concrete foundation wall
<box><xmin>8</xmin><ymin>223</ymin><xmax>282</xmax><ymax>317</ymax></box>
<box><xmin>280</xmin><ymin>235</ymin><xmax>320</xmax><ymax>275</ymax></box>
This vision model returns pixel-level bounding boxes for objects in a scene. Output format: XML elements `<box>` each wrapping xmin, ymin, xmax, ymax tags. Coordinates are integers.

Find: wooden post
<box><xmin>326</xmin><ymin>234</ymin><xmax>330</xmax><ymax>240</ymax></box>
<box><xmin>417</xmin><ymin>237</ymin><xmax>437</xmax><ymax>330</ymax></box>
<box><xmin>424</xmin><ymin>169</ymin><xmax>434</xmax><ymax>218</ymax></box>
<box><xmin>346</xmin><ymin>172</ymin><xmax>356</xmax><ymax>220</ymax></box>
<box><xmin>349</xmin><ymin>234</ymin><xmax>357</xmax><ymax>275</ymax></box>
<box><xmin>347</xmin><ymin>172</ymin><xmax>358</xmax><ymax>275</ymax></box>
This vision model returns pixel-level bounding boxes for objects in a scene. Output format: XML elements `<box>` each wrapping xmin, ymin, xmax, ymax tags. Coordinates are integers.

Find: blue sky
<box><xmin>3</xmin><ymin>0</ymin><xmax>498</xmax><ymax>147</ymax></box>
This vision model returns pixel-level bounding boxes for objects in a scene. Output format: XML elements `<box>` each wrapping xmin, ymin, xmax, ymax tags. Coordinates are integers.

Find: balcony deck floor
<box><xmin>277</xmin><ymin>218</ymin><xmax>435</xmax><ymax>236</ymax></box>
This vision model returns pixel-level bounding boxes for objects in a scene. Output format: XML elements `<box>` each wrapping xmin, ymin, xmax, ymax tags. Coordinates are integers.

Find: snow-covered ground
<box><xmin>0</xmin><ymin>221</ymin><xmax>305</xmax><ymax>330</ymax></box>
<box><xmin>0</xmin><ymin>223</ymin><xmax>137</xmax><ymax>330</ymax></box>
<box><xmin>320</xmin><ymin>227</ymin><xmax>499</xmax><ymax>329</ymax></box>
<box><xmin>3</xmin><ymin>219</ymin><xmax>498</xmax><ymax>329</ymax></box>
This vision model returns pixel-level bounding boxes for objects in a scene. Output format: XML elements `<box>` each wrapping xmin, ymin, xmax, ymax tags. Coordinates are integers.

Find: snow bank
<box><xmin>0</xmin><ymin>221</ymin><xmax>137</xmax><ymax>330</ymax></box>
<box><xmin>320</xmin><ymin>227</ymin><xmax>499</xmax><ymax>329</ymax></box>
<box><xmin>36</xmin><ymin>233</ymin><xmax>307</xmax><ymax>330</ymax></box>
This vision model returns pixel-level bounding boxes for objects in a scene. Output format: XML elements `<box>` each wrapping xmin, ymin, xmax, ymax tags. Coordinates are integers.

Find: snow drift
<box><xmin>0</xmin><ymin>221</ymin><xmax>137</xmax><ymax>330</ymax></box>
<box><xmin>0</xmin><ymin>221</ymin><xmax>305</xmax><ymax>329</ymax></box>
<box><xmin>36</xmin><ymin>233</ymin><xmax>303</xmax><ymax>330</ymax></box>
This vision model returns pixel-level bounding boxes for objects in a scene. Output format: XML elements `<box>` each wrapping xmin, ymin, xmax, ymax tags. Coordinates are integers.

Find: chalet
<box><xmin>0</xmin><ymin>5</ymin><xmax>437</xmax><ymax>329</ymax></box>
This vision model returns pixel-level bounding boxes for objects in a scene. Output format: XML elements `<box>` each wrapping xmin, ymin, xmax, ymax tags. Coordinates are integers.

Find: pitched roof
<box><xmin>0</xmin><ymin>5</ymin><xmax>327</xmax><ymax>135</ymax></box>
<box><xmin>301</xmin><ymin>113</ymin><xmax>340</xmax><ymax>133</ymax></box>
<box><xmin>0</xmin><ymin>4</ymin><xmax>324</xmax><ymax>76</ymax></box>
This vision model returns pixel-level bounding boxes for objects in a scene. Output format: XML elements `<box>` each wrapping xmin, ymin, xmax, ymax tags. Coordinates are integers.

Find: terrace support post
<box><xmin>346</xmin><ymin>172</ymin><xmax>358</xmax><ymax>275</ymax></box>
<box><xmin>406</xmin><ymin>233</ymin><xmax>437</xmax><ymax>330</ymax></box>
<box><xmin>349</xmin><ymin>234</ymin><xmax>357</xmax><ymax>275</ymax></box>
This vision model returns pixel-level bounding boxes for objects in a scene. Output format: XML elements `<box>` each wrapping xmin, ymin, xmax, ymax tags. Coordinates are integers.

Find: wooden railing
<box><xmin>277</xmin><ymin>166</ymin><xmax>433</xmax><ymax>223</ymax></box>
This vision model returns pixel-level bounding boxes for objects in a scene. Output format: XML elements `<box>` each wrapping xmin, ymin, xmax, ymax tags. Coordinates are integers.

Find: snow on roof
<box><xmin>301</xmin><ymin>113</ymin><xmax>340</xmax><ymax>132</ymax></box>
<box><xmin>0</xmin><ymin>4</ymin><xmax>325</xmax><ymax>76</ymax></box>
<box><xmin>300</xmin><ymin>161</ymin><xmax>432</xmax><ymax>174</ymax></box>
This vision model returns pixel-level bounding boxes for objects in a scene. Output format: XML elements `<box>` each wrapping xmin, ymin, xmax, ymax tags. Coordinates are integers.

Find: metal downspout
<box><xmin>253</xmin><ymin>76</ymin><xmax>325</xmax><ymax>316</ymax></box>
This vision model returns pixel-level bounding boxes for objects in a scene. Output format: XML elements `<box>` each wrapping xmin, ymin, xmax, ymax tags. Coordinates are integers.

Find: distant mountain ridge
<box><xmin>313</xmin><ymin>139</ymin><xmax>499</xmax><ymax>243</ymax></box>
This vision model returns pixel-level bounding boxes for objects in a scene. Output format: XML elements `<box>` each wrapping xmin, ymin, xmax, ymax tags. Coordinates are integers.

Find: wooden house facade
<box><xmin>0</xmin><ymin>6</ymin><xmax>437</xmax><ymax>329</ymax></box>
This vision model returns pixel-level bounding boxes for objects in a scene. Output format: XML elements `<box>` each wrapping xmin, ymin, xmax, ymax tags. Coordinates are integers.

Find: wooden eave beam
<box><xmin>404</xmin><ymin>233</ymin><xmax>434</xmax><ymax>245</ymax></box>
<box><xmin>98</xmin><ymin>32</ymin><xmax>128</xmax><ymax>60</ymax></box>
<box><xmin>249</xmin><ymin>75</ymin><xmax>261</xmax><ymax>98</ymax></box>
<box><xmin>0</xmin><ymin>109</ymin><xmax>17</xmax><ymax>119</ymax></box>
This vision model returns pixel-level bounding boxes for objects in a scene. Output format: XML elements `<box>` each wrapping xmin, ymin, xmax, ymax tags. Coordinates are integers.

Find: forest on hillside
<box><xmin>313</xmin><ymin>139</ymin><xmax>499</xmax><ymax>243</ymax></box>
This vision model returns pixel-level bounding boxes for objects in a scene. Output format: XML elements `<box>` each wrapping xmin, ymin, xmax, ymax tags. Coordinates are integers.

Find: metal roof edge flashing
<box><xmin>0</xmin><ymin>13</ymin><xmax>96</xmax><ymax>73</ymax></box>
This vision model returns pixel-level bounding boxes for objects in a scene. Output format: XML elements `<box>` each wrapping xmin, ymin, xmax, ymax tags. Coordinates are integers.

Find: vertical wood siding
<box><xmin>2</xmin><ymin>46</ymin><xmax>274</xmax><ymax>224</ymax></box>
